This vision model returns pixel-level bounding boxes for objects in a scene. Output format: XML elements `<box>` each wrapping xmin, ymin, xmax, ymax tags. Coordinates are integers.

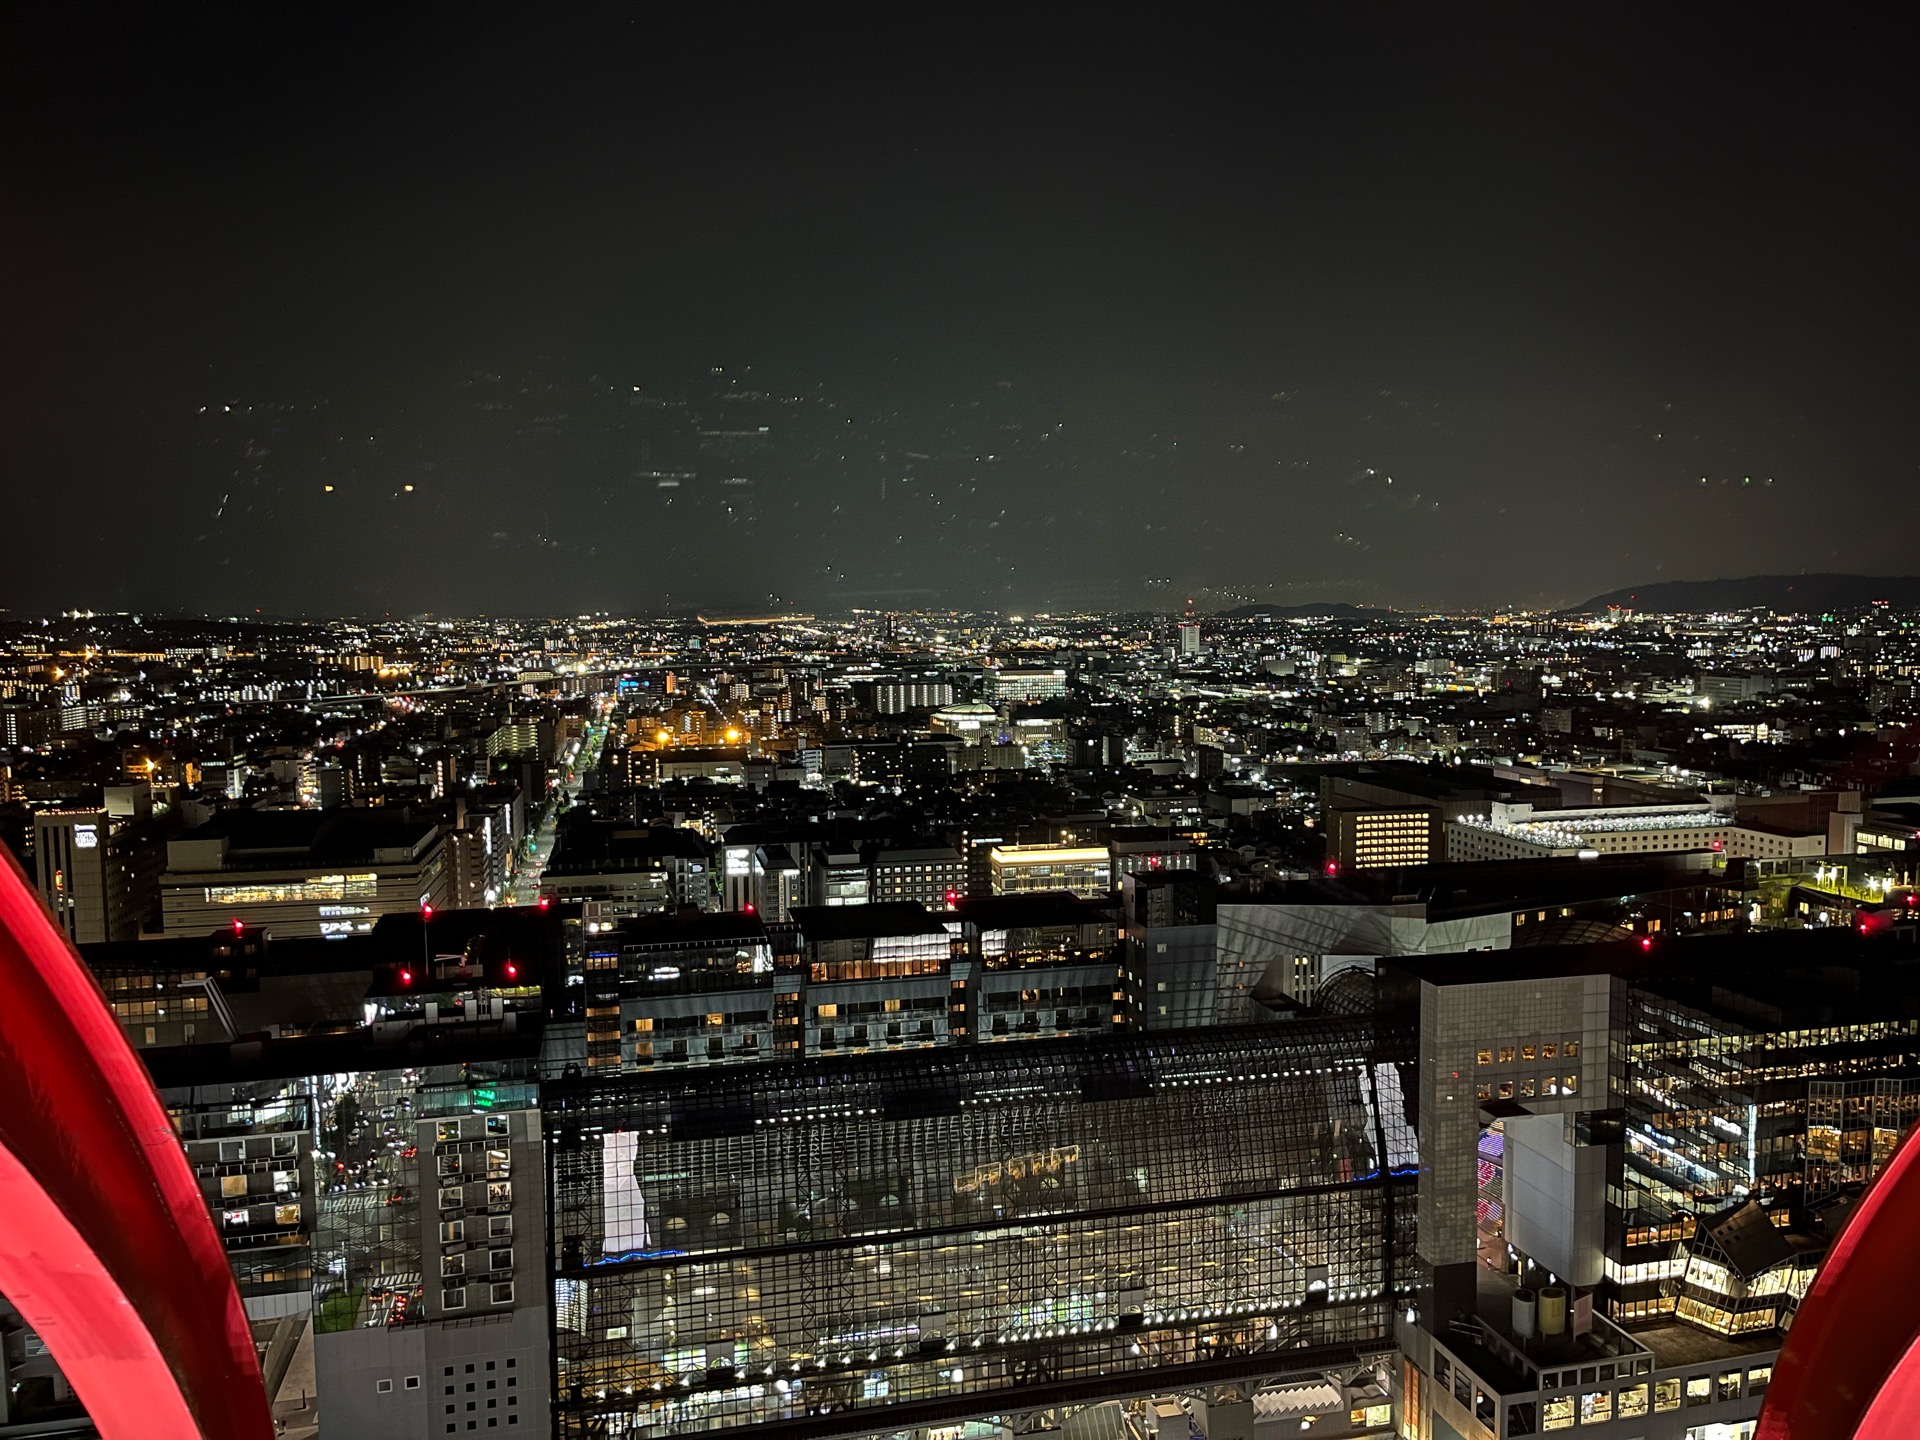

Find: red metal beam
<box><xmin>1757</xmin><ymin>1123</ymin><xmax>1920</xmax><ymax>1440</ymax></box>
<box><xmin>0</xmin><ymin>845</ymin><xmax>273</xmax><ymax>1440</ymax></box>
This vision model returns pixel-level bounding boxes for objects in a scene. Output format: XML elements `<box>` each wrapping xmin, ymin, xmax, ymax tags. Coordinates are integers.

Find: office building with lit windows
<box><xmin>867</xmin><ymin>845</ymin><xmax>967</xmax><ymax>909</ymax></box>
<box><xmin>989</xmin><ymin>843</ymin><xmax>1112</xmax><ymax>898</ymax></box>
<box><xmin>953</xmin><ymin>892</ymin><xmax>1124</xmax><ymax>1044</ymax></box>
<box><xmin>1344</xmin><ymin>811</ymin><xmax>1434</xmax><ymax>870</ymax></box>
<box><xmin>588</xmin><ymin>910</ymin><xmax>780</xmax><ymax>1073</ymax></box>
<box><xmin>159</xmin><ymin>808</ymin><xmax>451</xmax><ymax>938</ymax></box>
<box><xmin>989</xmin><ymin>667</ymin><xmax>1069</xmax><ymax>703</ymax></box>
<box><xmin>1382</xmin><ymin>923</ymin><xmax>1920</xmax><ymax>1440</ymax></box>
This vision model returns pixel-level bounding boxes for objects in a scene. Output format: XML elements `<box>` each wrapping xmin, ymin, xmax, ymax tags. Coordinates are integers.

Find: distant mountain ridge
<box><xmin>1569</xmin><ymin>574</ymin><xmax>1920</xmax><ymax>614</ymax></box>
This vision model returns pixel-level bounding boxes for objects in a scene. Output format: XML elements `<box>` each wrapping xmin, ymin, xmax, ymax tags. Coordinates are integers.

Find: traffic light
<box><xmin>399</xmin><ymin>967</ymin><xmax>414</xmax><ymax>987</ymax></box>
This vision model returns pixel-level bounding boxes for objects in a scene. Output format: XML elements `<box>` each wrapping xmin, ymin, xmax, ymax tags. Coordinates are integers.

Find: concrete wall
<box><xmin>1504</xmin><ymin>1111</ymin><xmax>1608</xmax><ymax>1288</ymax></box>
<box><xmin>316</xmin><ymin>1306</ymin><xmax>549</xmax><ymax>1440</ymax></box>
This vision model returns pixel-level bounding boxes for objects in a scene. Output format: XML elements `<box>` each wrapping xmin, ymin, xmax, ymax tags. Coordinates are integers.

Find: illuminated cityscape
<box><xmin>3</xmin><ymin>11</ymin><xmax>1918</xmax><ymax>1440</ymax></box>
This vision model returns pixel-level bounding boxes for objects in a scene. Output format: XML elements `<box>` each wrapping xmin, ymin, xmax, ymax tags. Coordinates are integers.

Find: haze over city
<box><xmin>3</xmin><ymin>12</ymin><xmax>1914</xmax><ymax>616</ymax></box>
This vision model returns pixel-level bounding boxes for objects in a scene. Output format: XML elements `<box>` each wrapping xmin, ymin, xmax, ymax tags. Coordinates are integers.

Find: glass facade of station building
<box><xmin>543</xmin><ymin>1021</ymin><xmax>1418</xmax><ymax>1439</ymax></box>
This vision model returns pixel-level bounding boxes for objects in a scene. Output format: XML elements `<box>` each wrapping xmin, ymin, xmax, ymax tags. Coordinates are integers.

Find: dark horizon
<box><xmin>3</xmin><ymin>12</ymin><xmax>1915</xmax><ymax>616</ymax></box>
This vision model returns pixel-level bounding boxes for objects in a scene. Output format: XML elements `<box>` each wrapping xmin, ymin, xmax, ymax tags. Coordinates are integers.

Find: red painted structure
<box><xmin>0</xmin><ymin>845</ymin><xmax>273</xmax><ymax>1440</ymax></box>
<box><xmin>1757</xmin><ymin>1120</ymin><xmax>1920</xmax><ymax>1440</ymax></box>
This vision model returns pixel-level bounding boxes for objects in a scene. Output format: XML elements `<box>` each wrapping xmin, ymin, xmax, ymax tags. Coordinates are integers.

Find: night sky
<box><xmin>3</xmin><ymin>12</ymin><xmax>1914</xmax><ymax>617</ymax></box>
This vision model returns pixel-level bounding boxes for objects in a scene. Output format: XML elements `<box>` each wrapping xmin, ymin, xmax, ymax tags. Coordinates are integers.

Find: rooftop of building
<box><xmin>1388</xmin><ymin>927</ymin><xmax>1920</xmax><ymax>1016</ymax></box>
<box><xmin>956</xmin><ymin>891</ymin><xmax>1119</xmax><ymax>930</ymax></box>
<box><xmin>167</xmin><ymin>805</ymin><xmax>440</xmax><ymax>866</ymax></box>
<box><xmin>1228</xmin><ymin>853</ymin><xmax>1728</xmax><ymax>919</ymax></box>
<box><xmin>1109</xmin><ymin>826</ymin><xmax>1195</xmax><ymax>848</ymax></box>
<box><xmin>141</xmin><ymin>1016</ymin><xmax>545</xmax><ymax>1088</ymax></box>
<box><xmin>609</xmin><ymin>908</ymin><xmax>770</xmax><ymax>949</ymax></box>
<box><xmin>867</xmin><ymin>844</ymin><xmax>964</xmax><ymax>863</ymax></box>
<box><xmin>791</xmin><ymin>900</ymin><xmax>952</xmax><ymax>944</ymax></box>
<box><xmin>546</xmin><ymin>817</ymin><xmax>711</xmax><ymax>872</ymax></box>
<box><xmin>1318</xmin><ymin>760</ymin><xmax>1565</xmax><ymax>806</ymax></box>
<box><xmin>545</xmin><ymin>1014</ymin><xmax>1409</xmax><ymax>1114</ymax></box>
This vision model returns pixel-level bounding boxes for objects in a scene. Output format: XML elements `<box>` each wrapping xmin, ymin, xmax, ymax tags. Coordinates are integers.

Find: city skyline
<box><xmin>5</xmin><ymin>14</ymin><xmax>1920</xmax><ymax>1437</ymax></box>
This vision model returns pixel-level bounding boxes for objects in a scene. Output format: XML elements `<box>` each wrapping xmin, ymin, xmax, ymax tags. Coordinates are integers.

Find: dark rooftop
<box><xmin>1388</xmin><ymin>926</ymin><xmax>1919</xmax><ymax>1001</ymax></box>
<box><xmin>546</xmin><ymin>818</ymin><xmax>712</xmax><ymax>873</ymax></box>
<box><xmin>957</xmin><ymin>891</ymin><xmax>1119</xmax><ymax>930</ymax></box>
<box><xmin>177</xmin><ymin>805</ymin><xmax>439</xmax><ymax>862</ymax></box>
<box><xmin>1318</xmin><ymin>760</ymin><xmax>1564</xmax><ymax>806</ymax></box>
<box><xmin>1234</xmin><ymin>852</ymin><xmax>1729</xmax><ymax>919</ymax></box>
<box><xmin>611</xmin><ymin>909</ymin><xmax>770</xmax><ymax>949</ymax></box>
<box><xmin>791</xmin><ymin>901</ymin><xmax>951</xmax><ymax>944</ymax></box>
